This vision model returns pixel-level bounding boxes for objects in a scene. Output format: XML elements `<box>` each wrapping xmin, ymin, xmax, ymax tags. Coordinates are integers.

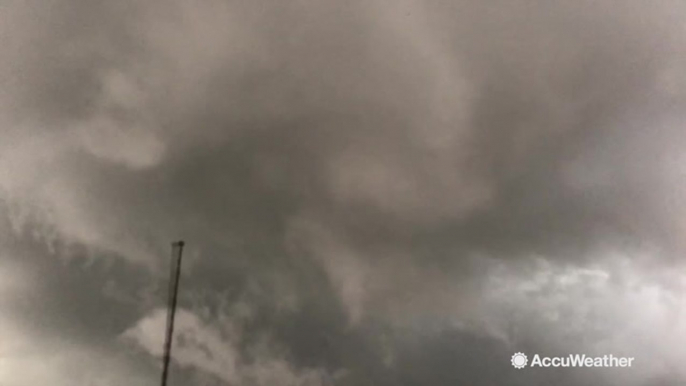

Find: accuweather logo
<box><xmin>511</xmin><ymin>352</ymin><xmax>528</xmax><ymax>369</ymax></box>
<box><xmin>510</xmin><ymin>353</ymin><xmax>635</xmax><ymax>369</ymax></box>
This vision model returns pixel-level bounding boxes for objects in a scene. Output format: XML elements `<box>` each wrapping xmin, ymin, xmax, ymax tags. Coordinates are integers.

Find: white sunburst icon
<box><xmin>511</xmin><ymin>352</ymin><xmax>528</xmax><ymax>369</ymax></box>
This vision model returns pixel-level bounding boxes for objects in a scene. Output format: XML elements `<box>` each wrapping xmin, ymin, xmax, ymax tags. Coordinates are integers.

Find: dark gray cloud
<box><xmin>2</xmin><ymin>1</ymin><xmax>686</xmax><ymax>385</ymax></box>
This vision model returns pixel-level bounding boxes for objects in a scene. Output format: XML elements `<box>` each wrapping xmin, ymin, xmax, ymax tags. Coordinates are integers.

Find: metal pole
<box><xmin>160</xmin><ymin>241</ymin><xmax>185</xmax><ymax>386</ymax></box>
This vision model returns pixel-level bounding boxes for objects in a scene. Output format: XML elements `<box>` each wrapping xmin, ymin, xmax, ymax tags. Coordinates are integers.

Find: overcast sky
<box><xmin>2</xmin><ymin>1</ymin><xmax>686</xmax><ymax>385</ymax></box>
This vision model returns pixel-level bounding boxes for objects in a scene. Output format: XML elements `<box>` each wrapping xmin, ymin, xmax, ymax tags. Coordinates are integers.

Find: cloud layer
<box><xmin>3</xmin><ymin>1</ymin><xmax>686</xmax><ymax>385</ymax></box>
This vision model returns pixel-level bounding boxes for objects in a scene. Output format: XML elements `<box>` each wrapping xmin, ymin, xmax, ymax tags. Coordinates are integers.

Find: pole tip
<box><xmin>173</xmin><ymin>240</ymin><xmax>185</xmax><ymax>247</ymax></box>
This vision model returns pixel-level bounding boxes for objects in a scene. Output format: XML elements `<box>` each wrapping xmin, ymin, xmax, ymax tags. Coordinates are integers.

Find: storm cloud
<box><xmin>2</xmin><ymin>1</ymin><xmax>686</xmax><ymax>385</ymax></box>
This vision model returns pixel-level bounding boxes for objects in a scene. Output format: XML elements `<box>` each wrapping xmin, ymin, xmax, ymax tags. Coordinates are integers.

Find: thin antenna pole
<box><xmin>160</xmin><ymin>240</ymin><xmax>185</xmax><ymax>386</ymax></box>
